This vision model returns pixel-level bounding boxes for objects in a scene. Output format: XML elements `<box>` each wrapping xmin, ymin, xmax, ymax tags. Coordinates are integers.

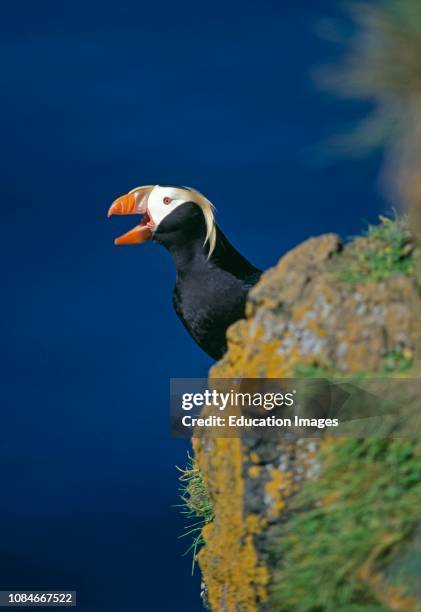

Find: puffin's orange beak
<box><xmin>107</xmin><ymin>193</ymin><xmax>136</xmax><ymax>217</ymax></box>
<box><xmin>107</xmin><ymin>192</ymin><xmax>154</xmax><ymax>246</ymax></box>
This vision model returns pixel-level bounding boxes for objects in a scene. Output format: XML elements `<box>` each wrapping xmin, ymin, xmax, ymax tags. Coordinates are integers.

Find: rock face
<box><xmin>192</xmin><ymin>219</ymin><xmax>421</xmax><ymax>611</ymax></box>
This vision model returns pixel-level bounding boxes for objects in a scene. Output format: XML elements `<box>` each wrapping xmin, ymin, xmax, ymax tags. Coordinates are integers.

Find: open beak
<box><xmin>107</xmin><ymin>191</ymin><xmax>154</xmax><ymax>245</ymax></box>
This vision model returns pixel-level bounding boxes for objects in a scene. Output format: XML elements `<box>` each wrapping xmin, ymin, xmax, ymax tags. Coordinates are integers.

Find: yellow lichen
<box><xmin>211</xmin><ymin>338</ymin><xmax>289</xmax><ymax>378</ymax></box>
<box><xmin>248</xmin><ymin>465</ymin><xmax>261</xmax><ymax>479</ymax></box>
<box><xmin>249</xmin><ymin>451</ymin><xmax>260</xmax><ymax>464</ymax></box>
<box><xmin>264</xmin><ymin>466</ymin><xmax>295</xmax><ymax>519</ymax></box>
<box><xmin>196</xmin><ymin>437</ymin><xmax>269</xmax><ymax>611</ymax></box>
<box><xmin>246</xmin><ymin>513</ymin><xmax>267</xmax><ymax>534</ymax></box>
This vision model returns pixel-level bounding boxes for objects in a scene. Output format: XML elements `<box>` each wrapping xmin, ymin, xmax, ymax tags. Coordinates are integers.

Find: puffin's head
<box><xmin>107</xmin><ymin>184</ymin><xmax>216</xmax><ymax>256</ymax></box>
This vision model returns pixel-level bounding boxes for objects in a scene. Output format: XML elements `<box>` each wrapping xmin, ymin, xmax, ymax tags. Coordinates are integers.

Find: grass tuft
<box><xmin>333</xmin><ymin>215</ymin><xmax>419</xmax><ymax>284</ymax></box>
<box><xmin>176</xmin><ymin>453</ymin><xmax>215</xmax><ymax>574</ymax></box>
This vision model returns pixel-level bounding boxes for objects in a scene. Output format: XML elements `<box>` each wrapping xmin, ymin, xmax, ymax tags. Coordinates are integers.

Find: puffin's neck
<box><xmin>157</xmin><ymin>222</ymin><xmax>256</xmax><ymax>279</ymax></box>
<box><xmin>168</xmin><ymin>234</ymin><xmax>210</xmax><ymax>273</ymax></box>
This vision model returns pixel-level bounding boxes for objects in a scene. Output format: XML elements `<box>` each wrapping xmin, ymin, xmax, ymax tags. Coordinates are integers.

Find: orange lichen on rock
<box><xmin>248</xmin><ymin>465</ymin><xmax>261</xmax><ymax>479</ymax></box>
<box><xmin>264</xmin><ymin>465</ymin><xmax>295</xmax><ymax>518</ymax></box>
<box><xmin>195</xmin><ymin>437</ymin><xmax>269</xmax><ymax>612</ymax></box>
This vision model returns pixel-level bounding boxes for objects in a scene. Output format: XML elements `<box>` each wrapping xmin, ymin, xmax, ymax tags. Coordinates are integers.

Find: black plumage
<box><xmin>154</xmin><ymin>202</ymin><xmax>262</xmax><ymax>360</ymax></box>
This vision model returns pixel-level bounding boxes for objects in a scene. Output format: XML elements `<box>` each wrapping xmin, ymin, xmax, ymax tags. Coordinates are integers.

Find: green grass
<box><xmin>176</xmin><ymin>453</ymin><xmax>214</xmax><ymax>574</ymax></box>
<box><xmin>269</xmin><ymin>438</ymin><xmax>421</xmax><ymax>611</ymax></box>
<box><xmin>383</xmin><ymin>349</ymin><xmax>414</xmax><ymax>373</ymax></box>
<box><xmin>294</xmin><ymin>350</ymin><xmax>414</xmax><ymax>378</ymax></box>
<box><xmin>294</xmin><ymin>361</ymin><xmax>335</xmax><ymax>378</ymax></box>
<box><xmin>333</xmin><ymin>215</ymin><xmax>419</xmax><ymax>285</ymax></box>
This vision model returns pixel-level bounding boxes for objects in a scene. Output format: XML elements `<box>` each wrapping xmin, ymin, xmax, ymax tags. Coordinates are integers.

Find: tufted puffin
<box><xmin>107</xmin><ymin>185</ymin><xmax>262</xmax><ymax>360</ymax></box>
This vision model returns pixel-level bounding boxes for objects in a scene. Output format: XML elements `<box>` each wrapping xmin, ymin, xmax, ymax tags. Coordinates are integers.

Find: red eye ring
<box><xmin>163</xmin><ymin>197</ymin><xmax>172</xmax><ymax>205</ymax></box>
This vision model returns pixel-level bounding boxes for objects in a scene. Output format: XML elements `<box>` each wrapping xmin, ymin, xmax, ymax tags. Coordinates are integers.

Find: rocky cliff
<box><xmin>184</xmin><ymin>217</ymin><xmax>421</xmax><ymax>611</ymax></box>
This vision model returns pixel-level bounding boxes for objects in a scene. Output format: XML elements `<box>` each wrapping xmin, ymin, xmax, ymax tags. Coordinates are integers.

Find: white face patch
<box><xmin>146</xmin><ymin>186</ymin><xmax>188</xmax><ymax>229</ymax></box>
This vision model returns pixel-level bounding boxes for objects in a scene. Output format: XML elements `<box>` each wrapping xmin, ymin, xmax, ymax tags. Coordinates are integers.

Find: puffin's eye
<box><xmin>163</xmin><ymin>197</ymin><xmax>172</xmax><ymax>205</ymax></box>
